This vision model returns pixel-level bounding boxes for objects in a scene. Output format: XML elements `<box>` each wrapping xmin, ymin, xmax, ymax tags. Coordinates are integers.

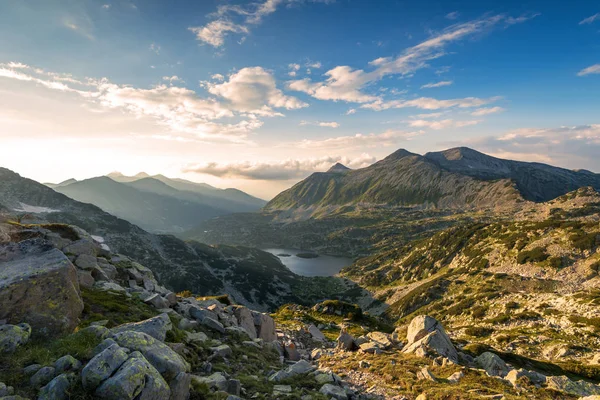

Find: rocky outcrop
<box><xmin>0</xmin><ymin>239</ymin><xmax>83</xmax><ymax>337</ymax></box>
<box><xmin>402</xmin><ymin>315</ymin><xmax>458</xmax><ymax>362</ymax></box>
<box><xmin>111</xmin><ymin>313</ymin><xmax>173</xmax><ymax>342</ymax></box>
<box><xmin>0</xmin><ymin>323</ymin><xmax>31</xmax><ymax>353</ymax></box>
<box><xmin>476</xmin><ymin>352</ymin><xmax>510</xmax><ymax>377</ymax></box>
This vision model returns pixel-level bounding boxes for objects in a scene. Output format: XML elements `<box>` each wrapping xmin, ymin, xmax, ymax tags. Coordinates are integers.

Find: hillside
<box><xmin>265</xmin><ymin>147</ymin><xmax>600</xmax><ymax>216</ymax></box>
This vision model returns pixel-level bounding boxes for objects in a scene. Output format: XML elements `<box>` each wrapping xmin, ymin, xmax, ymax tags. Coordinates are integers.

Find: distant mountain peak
<box><xmin>383</xmin><ymin>149</ymin><xmax>418</xmax><ymax>161</ymax></box>
<box><xmin>437</xmin><ymin>147</ymin><xmax>485</xmax><ymax>161</ymax></box>
<box><xmin>107</xmin><ymin>171</ymin><xmax>150</xmax><ymax>179</ymax></box>
<box><xmin>327</xmin><ymin>163</ymin><xmax>350</xmax><ymax>173</ymax></box>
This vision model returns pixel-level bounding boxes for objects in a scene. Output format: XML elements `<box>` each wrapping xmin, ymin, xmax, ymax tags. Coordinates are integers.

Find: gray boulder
<box><xmin>144</xmin><ymin>294</ymin><xmax>169</xmax><ymax>310</ymax></box>
<box><xmin>169</xmin><ymin>372</ymin><xmax>191</xmax><ymax>400</ymax></box>
<box><xmin>111</xmin><ymin>313</ymin><xmax>172</xmax><ymax>342</ymax></box>
<box><xmin>546</xmin><ymin>375</ymin><xmax>600</xmax><ymax>397</ymax></box>
<box><xmin>402</xmin><ymin>316</ymin><xmax>458</xmax><ymax>362</ymax></box>
<box><xmin>62</xmin><ymin>239</ymin><xmax>96</xmax><ymax>257</ymax></box>
<box><xmin>0</xmin><ymin>323</ymin><xmax>31</xmax><ymax>353</ymax></box>
<box><xmin>0</xmin><ymin>382</ymin><xmax>14</xmax><ymax>396</ymax></box>
<box><xmin>320</xmin><ymin>383</ymin><xmax>348</xmax><ymax>400</ymax></box>
<box><xmin>192</xmin><ymin>372</ymin><xmax>227</xmax><ymax>391</ymax></box>
<box><xmin>233</xmin><ymin>307</ymin><xmax>257</xmax><ymax>339</ymax></box>
<box><xmin>82</xmin><ymin>344</ymin><xmax>130</xmax><ymax>391</ymax></box>
<box><xmin>211</xmin><ymin>344</ymin><xmax>232</xmax><ymax>358</ymax></box>
<box><xmin>308</xmin><ymin>325</ymin><xmax>326</xmax><ymax>341</ymax></box>
<box><xmin>74</xmin><ymin>254</ymin><xmax>99</xmax><ymax>270</ymax></box>
<box><xmin>0</xmin><ymin>240</ymin><xmax>83</xmax><ymax>337</ymax></box>
<box><xmin>95</xmin><ymin>352</ymin><xmax>171</xmax><ymax>400</ymax></box>
<box><xmin>476</xmin><ymin>352</ymin><xmax>510</xmax><ymax>377</ymax></box>
<box><xmin>336</xmin><ymin>331</ymin><xmax>356</xmax><ymax>351</ymax></box>
<box><xmin>38</xmin><ymin>373</ymin><xmax>76</xmax><ymax>400</ymax></box>
<box><xmin>54</xmin><ymin>355</ymin><xmax>82</xmax><ymax>374</ymax></box>
<box><xmin>252</xmin><ymin>312</ymin><xmax>276</xmax><ymax>342</ymax></box>
<box><xmin>30</xmin><ymin>366</ymin><xmax>56</xmax><ymax>388</ymax></box>
<box><xmin>201</xmin><ymin>317</ymin><xmax>225</xmax><ymax>334</ymax></box>
<box><xmin>112</xmin><ymin>331</ymin><xmax>190</xmax><ymax>381</ymax></box>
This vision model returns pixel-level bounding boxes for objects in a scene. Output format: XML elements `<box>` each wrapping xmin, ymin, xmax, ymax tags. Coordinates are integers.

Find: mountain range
<box><xmin>45</xmin><ymin>173</ymin><xmax>266</xmax><ymax>233</ymax></box>
<box><xmin>265</xmin><ymin>147</ymin><xmax>600</xmax><ymax>215</ymax></box>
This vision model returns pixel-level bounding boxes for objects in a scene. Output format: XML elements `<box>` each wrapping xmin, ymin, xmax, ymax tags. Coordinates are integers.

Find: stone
<box><xmin>0</xmin><ymin>323</ymin><xmax>31</xmax><ymax>353</ymax></box>
<box><xmin>82</xmin><ymin>344</ymin><xmax>130</xmax><ymax>391</ymax></box>
<box><xmin>0</xmin><ymin>382</ymin><xmax>14</xmax><ymax>396</ymax></box>
<box><xmin>243</xmin><ymin>340</ymin><xmax>262</xmax><ymax>349</ymax></box>
<box><xmin>403</xmin><ymin>327</ymin><xmax>458</xmax><ymax>363</ymax></box>
<box><xmin>233</xmin><ymin>306</ymin><xmax>257</xmax><ymax>339</ymax></box>
<box><xmin>226</xmin><ymin>379</ymin><xmax>241</xmax><ymax>396</ymax></box>
<box><xmin>95</xmin><ymin>281</ymin><xmax>127</xmax><ymax>293</ymax></box>
<box><xmin>201</xmin><ymin>317</ymin><xmax>225</xmax><ymax>334</ymax></box>
<box><xmin>288</xmin><ymin>360</ymin><xmax>314</xmax><ymax>375</ymax></box>
<box><xmin>447</xmin><ymin>371</ymin><xmax>464</xmax><ymax>384</ymax></box>
<box><xmin>311</xmin><ymin>348</ymin><xmax>323</xmax><ymax>360</ymax></box>
<box><xmin>79</xmin><ymin>325</ymin><xmax>110</xmax><ymax>340</ymax></box>
<box><xmin>192</xmin><ymin>372</ymin><xmax>227</xmax><ymax>391</ymax></box>
<box><xmin>54</xmin><ymin>355</ymin><xmax>82</xmax><ymax>374</ymax></box>
<box><xmin>184</xmin><ymin>331</ymin><xmax>208</xmax><ymax>344</ymax></box>
<box><xmin>62</xmin><ymin>239</ymin><xmax>96</xmax><ymax>257</ymax></box>
<box><xmin>188</xmin><ymin>306</ymin><xmax>218</xmax><ymax>322</ymax></box>
<box><xmin>211</xmin><ymin>344</ymin><xmax>233</xmax><ymax>358</ymax></box>
<box><xmin>358</xmin><ymin>360</ymin><xmax>370</xmax><ymax>368</ymax></box>
<box><xmin>308</xmin><ymin>325</ymin><xmax>326</xmax><ymax>341</ymax></box>
<box><xmin>336</xmin><ymin>331</ymin><xmax>356</xmax><ymax>351</ymax></box>
<box><xmin>319</xmin><ymin>383</ymin><xmax>348</xmax><ymax>400</ymax></box>
<box><xmin>417</xmin><ymin>367</ymin><xmax>437</xmax><ymax>382</ymax></box>
<box><xmin>144</xmin><ymin>294</ymin><xmax>169</xmax><ymax>309</ymax></box>
<box><xmin>38</xmin><ymin>373</ymin><xmax>76</xmax><ymax>400</ymax></box>
<box><xmin>284</xmin><ymin>342</ymin><xmax>300</xmax><ymax>361</ymax></box>
<box><xmin>30</xmin><ymin>366</ymin><xmax>56</xmax><ymax>388</ymax></box>
<box><xmin>406</xmin><ymin>315</ymin><xmax>447</xmax><ymax>344</ymax></box>
<box><xmin>252</xmin><ymin>312</ymin><xmax>276</xmax><ymax>342</ymax></box>
<box><xmin>77</xmin><ymin>270</ymin><xmax>95</xmax><ymax>288</ymax></box>
<box><xmin>95</xmin><ymin>351</ymin><xmax>171</xmax><ymax>400</ymax></box>
<box><xmin>315</xmin><ymin>373</ymin><xmax>335</xmax><ymax>384</ymax></box>
<box><xmin>546</xmin><ymin>375</ymin><xmax>600</xmax><ymax>397</ymax></box>
<box><xmin>112</xmin><ymin>331</ymin><xmax>190</xmax><ymax>381</ymax></box>
<box><xmin>178</xmin><ymin>318</ymin><xmax>198</xmax><ymax>331</ymax></box>
<box><xmin>22</xmin><ymin>364</ymin><xmax>42</xmax><ymax>376</ymax></box>
<box><xmin>273</xmin><ymin>385</ymin><xmax>293</xmax><ymax>395</ymax></box>
<box><xmin>0</xmin><ymin>240</ymin><xmax>83</xmax><ymax>338</ymax></box>
<box><xmin>505</xmin><ymin>368</ymin><xmax>546</xmax><ymax>387</ymax></box>
<box><xmin>366</xmin><ymin>332</ymin><xmax>393</xmax><ymax>349</ymax></box>
<box><xmin>91</xmin><ymin>266</ymin><xmax>110</xmax><ymax>282</ymax></box>
<box><xmin>165</xmin><ymin>292</ymin><xmax>178</xmax><ymax>307</ymax></box>
<box><xmin>359</xmin><ymin>342</ymin><xmax>382</xmax><ymax>354</ymax></box>
<box><xmin>74</xmin><ymin>254</ymin><xmax>99</xmax><ymax>270</ymax></box>
<box><xmin>98</xmin><ymin>261</ymin><xmax>118</xmax><ymax>280</ymax></box>
<box><xmin>476</xmin><ymin>352</ymin><xmax>509</xmax><ymax>377</ymax></box>
<box><xmin>111</xmin><ymin>313</ymin><xmax>173</xmax><ymax>342</ymax></box>
<box><xmin>169</xmin><ymin>372</ymin><xmax>191</xmax><ymax>400</ymax></box>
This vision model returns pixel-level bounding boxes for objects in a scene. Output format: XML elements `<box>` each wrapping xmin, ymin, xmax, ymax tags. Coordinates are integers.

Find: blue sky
<box><xmin>0</xmin><ymin>0</ymin><xmax>599</xmax><ymax>198</ymax></box>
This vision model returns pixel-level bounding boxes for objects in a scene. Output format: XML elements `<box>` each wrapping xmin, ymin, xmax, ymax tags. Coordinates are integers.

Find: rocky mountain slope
<box><xmin>265</xmin><ymin>147</ymin><xmax>600</xmax><ymax>217</ymax></box>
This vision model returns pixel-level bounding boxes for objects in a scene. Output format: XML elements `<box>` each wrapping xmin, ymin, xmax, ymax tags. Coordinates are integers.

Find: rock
<box><xmin>358</xmin><ymin>360</ymin><xmax>370</xmax><ymax>368</ymax></box>
<box><xmin>359</xmin><ymin>342</ymin><xmax>382</xmax><ymax>354</ymax></box>
<box><xmin>95</xmin><ymin>351</ymin><xmax>171</xmax><ymax>400</ymax></box>
<box><xmin>111</xmin><ymin>313</ymin><xmax>173</xmax><ymax>342</ymax></box>
<box><xmin>308</xmin><ymin>325</ymin><xmax>326</xmax><ymax>341</ymax></box>
<box><xmin>252</xmin><ymin>312</ymin><xmax>276</xmax><ymax>342</ymax></box>
<box><xmin>402</xmin><ymin>316</ymin><xmax>458</xmax><ymax>362</ymax></box>
<box><xmin>273</xmin><ymin>384</ymin><xmax>292</xmax><ymax>395</ymax></box>
<box><xmin>316</xmin><ymin>373</ymin><xmax>335</xmax><ymax>384</ymax></box>
<box><xmin>82</xmin><ymin>344</ymin><xmax>130</xmax><ymax>391</ymax></box>
<box><xmin>226</xmin><ymin>379</ymin><xmax>241</xmax><ymax>396</ymax></box>
<box><xmin>417</xmin><ymin>367</ymin><xmax>437</xmax><ymax>382</ymax></box>
<box><xmin>184</xmin><ymin>331</ymin><xmax>208</xmax><ymax>344</ymax></box>
<box><xmin>447</xmin><ymin>371</ymin><xmax>464</xmax><ymax>384</ymax></box>
<box><xmin>169</xmin><ymin>372</ymin><xmax>191</xmax><ymax>400</ymax></box>
<box><xmin>212</xmin><ymin>344</ymin><xmax>233</xmax><ymax>358</ymax></box>
<box><xmin>546</xmin><ymin>376</ymin><xmax>600</xmax><ymax>397</ymax></box>
<box><xmin>91</xmin><ymin>266</ymin><xmax>110</xmax><ymax>282</ymax></box>
<box><xmin>98</xmin><ymin>261</ymin><xmax>118</xmax><ymax>280</ymax></box>
<box><xmin>284</xmin><ymin>342</ymin><xmax>300</xmax><ymax>361</ymax></box>
<box><xmin>95</xmin><ymin>281</ymin><xmax>127</xmax><ymax>293</ymax></box>
<box><xmin>476</xmin><ymin>352</ymin><xmax>509</xmax><ymax>377</ymax></box>
<box><xmin>311</xmin><ymin>348</ymin><xmax>323</xmax><ymax>360</ymax></box>
<box><xmin>62</xmin><ymin>239</ymin><xmax>96</xmax><ymax>257</ymax></box>
<box><xmin>178</xmin><ymin>318</ymin><xmax>198</xmax><ymax>331</ymax></box>
<box><xmin>144</xmin><ymin>294</ymin><xmax>169</xmax><ymax>309</ymax></box>
<box><xmin>366</xmin><ymin>332</ymin><xmax>393</xmax><ymax>349</ymax></box>
<box><xmin>74</xmin><ymin>254</ymin><xmax>99</xmax><ymax>270</ymax></box>
<box><xmin>0</xmin><ymin>383</ymin><xmax>14</xmax><ymax>396</ymax></box>
<box><xmin>54</xmin><ymin>355</ymin><xmax>82</xmax><ymax>374</ymax></box>
<box><xmin>233</xmin><ymin>307</ymin><xmax>257</xmax><ymax>339</ymax></box>
<box><xmin>0</xmin><ymin>323</ymin><xmax>31</xmax><ymax>353</ymax></box>
<box><xmin>30</xmin><ymin>366</ymin><xmax>56</xmax><ymax>388</ymax></box>
<box><xmin>165</xmin><ymin>292</ymin><xmax>178</xmax><ymax>307</ymax></box>
<box><xmin>188</xmin><ymin>306</ymin><xmax>217</xmax><ymax>322</ymax></box>
<box><xmin>112</xmin><ymin>331</ymin><xmax>190</xmax><ymax>381</ymax></box>
<box><xmin>79</xmin><ymin>325</ymin><xmax>110</xmax><ymax>340</ymax></box>
<box><xmin>288</xmin><ymin>360</ymin><xmax>314</xmax><ymax>375</ymax></box>
<box><xmin>77</xmin><ymin>270</ymin><xmax>95</xmax><ymax>288</ymax></box>
<box><xmin>22</xmin><ymin>364</ymin><xmax>42</xmax><ymax>376</ymax></box>
<box><xmin>192</xmin><ymin>372</ymin><xmax>228</xmax><ymax>391</ymax></box>
<box><xmin>201</xmin><ymin>317</ymin><xmax>225</xmax><ymax>334</ymax></box>
<box><xmin>0</xmin><ymin>240</ymin><xmax>83</xmax><ymax>338</ymax></box>
<box><xmin>505</xmin><ymin>368</ymin><xmax>546</xmax><ymax>387</ymax></box>
<box><xmin>38</xmin><ymin>373</ymin><xmax>76</xmax><ymax>400</ymax></box>
<box><xmin>336</xmin><ymin>331</ymin><xmax>356</xmax><ymax>351</ymax></box>
<box><xmin>320</xmin><ymin>383</ymin><xmax>348</xmax><ymax>400</ymax></box>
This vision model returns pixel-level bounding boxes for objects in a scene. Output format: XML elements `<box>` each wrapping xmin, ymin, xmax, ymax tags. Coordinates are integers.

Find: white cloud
<box><xmin>577</xmin><ymin>64</ymin><xmax>600</xmax><ymax>76</ymax></box>
<box><xmin>579</xmin><ymin>13</ymin><xmax>599</xmax><ymax>25</ymax></box>
<box><xmin>346</xmin><ymin>108</ymin><xmax>356</xmax><ymax>115</ymax></box>
<box><xmin>102</xmin><ymin>4</ymin><xmax>111</xmax><ymax>9</ymax></box>
<box><xmin>421</xmin><ymin>80</ymin><xmax>453</xmax><ymax>89</ymax></box>
<box><xmin>190</xmin><ymin>0</ymin><xmax>333</xmax><ymax>48</ymax></box>
<box><xmin>288</xmin><ymin>14</ymin><xmax>528</xmax><ymax>105</ymax></box>
<box><xmin>307</xmin><ymin>61</ymin><xmax>322</xmax><ymax>69</ymax></box>
<box><xmin>211</xmin><ymin>74</ymin><xmax>225</xmax><ymax>81</ymax></box>
<box><xmin>445</xmin><ymin>11</ymin><xmax>460</xmax><ymax>20</ymax></box>
<box><xmin>288</xmin><ymin>63</ymin><xmax>301</xmax><ymax>77</ymax></box>
<box><xmin>183</xmin><ymin>154</ymin><xmax>376</xmax><ymax>180</ymax></box>
<box><xmin>407</xmin><ymin>119</ymin><xmax>480</xmax><ymax>130</ymax></box>
<box><xmin>206</xmin><ymin>67</ymin><xmax>308</xmax><ymax>115</ymax></box>
<box><xmin>62</xmin><ymin>19</ymin><xmax>95</xmax><ymax>41</ymax></box>
<box><xmin>294</xmin><ymin>129</ymin><xmax>422</xmax><ymax>149</ymax></box>
<box><xmin>162</xmin><ymin>75</ymin><xmax>183</xmax><ymax>83</ymax></box>
<box><xmin>299</xmin><ymin>120</ymin><xmax>340</xmax><ymax>128</ymax></box>
<box><xmin>149</xmin><ymin>43</ymin><xmax>161</xmax><ymax>55</ymax></box>
<box><xmin>471</xmin><ymin>106</ymin><xmax>505</xmax><ymax>116</ymax></box>
<box><xmin>505</xmin><ymin>13</ymin><xmax>540</xmax><ymax>26</ymax></box>
<box><xmin>363</xmin><ymin>96</ymin><xmax>501</xmax><ymax>111</ymax></box>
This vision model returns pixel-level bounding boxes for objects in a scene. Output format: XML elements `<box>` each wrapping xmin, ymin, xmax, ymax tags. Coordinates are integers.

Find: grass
<box><xmin>80</xmin><ymin>287</ymin><xmax>158</xmax><ymax>328</ymax></box>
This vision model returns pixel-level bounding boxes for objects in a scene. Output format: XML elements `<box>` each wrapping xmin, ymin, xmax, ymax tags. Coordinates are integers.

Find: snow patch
<box><xmin>13</xmin><ymin>203</ymin><xmax>60</xmax><ymax>213</ymax></box>
<box><xmin>91</xmin><ymin>235</ymin><xmax>111</xmax><ymax>251</ymax></box>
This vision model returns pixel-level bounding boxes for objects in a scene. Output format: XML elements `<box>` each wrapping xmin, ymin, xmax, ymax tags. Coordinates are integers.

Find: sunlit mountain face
<box><xmin>0</xmin><ymin>0</ymin><xmax>599</xmax><ymax>199</ymax></box>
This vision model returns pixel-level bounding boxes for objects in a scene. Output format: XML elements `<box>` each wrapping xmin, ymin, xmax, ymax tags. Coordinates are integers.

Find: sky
<box><xmin>0</xmin><ymin>0</ymin><xmax>599</xmax><ymax>199</ymax></box>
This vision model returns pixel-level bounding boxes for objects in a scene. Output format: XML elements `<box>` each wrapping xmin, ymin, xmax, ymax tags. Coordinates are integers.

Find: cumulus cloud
<box><xmin>294</xmin><ymin>129</ymin><xmax>422</xmax><ymax>149</ymax></box>
<box><xmin>579</xmin><ymin>13</ymin><xmax>599</xmax><ymax>25</ymax></box>
<box><xmin>407</xmin><ymin>119</ymin><xmax>480</xmax><ymax>130</ymax></box>
<box><xmin>421</xmin><ymin>80</ymin><xmax>453</xmax><ymax>89</ymax></box>
<box><xmin>190</xmin><ymin>0</ymin><xmax>334</xmax><ymax>48</ymax></box>
<box><xmin>288</xmin><ymin>14</ymin><xmax>529</xmax><ymax>105</ymax></box>
<box><xmin>471</xmin><ymin>106</ymin><xmax>505</xmax><ymax>116</ymax></box>
<box><xmin>577</xmin><ymin>64</ymin><xmax>600</xmax><ymax>76</ymax></box>
<box><xmin>0</xmin><ymin>62</ymin><xmax>306</xmax><ymax>143</ymax></box>
<box><xmin>183</xmin><ymin>154</ymin><xmax>376</xmax><ymax>180</ymax></box>
<box><xmin>205</xmin><ymin>67</ymin><xmax>308</xmax><ymax>115</ymax></box>
<box><xmin>346</xmin><ymin>108</ymin><xmax>356</xmax><ymax>115</ymax></box>
<box><xmin>299</xmin><ymin>120</ymin><xmax>339</xmax><ymax>128</ymax></box>
<box><xmin>162</xmin><ymin>75</ymin><xmax>183</xmax><ymax>83</ymax></box>
<box><xmin>363</xmin><ymin>96</ymin><xmax>501</xmax><ymax>111</ymax></box>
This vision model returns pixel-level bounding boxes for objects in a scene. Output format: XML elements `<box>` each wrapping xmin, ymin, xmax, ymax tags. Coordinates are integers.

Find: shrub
<box><xmin>517</xmin><ymin>247</ymin><xmax>549</xmax><ymax>264</ymax></box>
<box><xmin>505</xmin><ymin>301</ymin><xmax>520</xmax><ymax>310</ymax></box>
<box><xmin>464</xmin><ymin>326</ymin><xmax>493</xmax><ymax>337</ymax></box>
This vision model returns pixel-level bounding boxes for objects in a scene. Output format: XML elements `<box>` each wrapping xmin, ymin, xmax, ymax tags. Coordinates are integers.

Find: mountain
<box><xmin>327</xmin><ymin>163</ymin><xmax>351</xmax><ymax>173</ymax></box>
<box><xmin>44</xmin><ymin>178</ymin><xmax>77</xmax><ymax>188</ymax></box>
<box><xmin>265</xmin><ymin>147</ymin><xmax>600</xmax><ymax>215</ymax></box>
<box><xmin>106</xmin><ymin>171</ymin><xmax>151</xmax><ymax>183</ymax></box>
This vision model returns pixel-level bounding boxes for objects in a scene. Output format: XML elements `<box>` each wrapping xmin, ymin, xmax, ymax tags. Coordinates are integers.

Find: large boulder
<box><xmin>402</xmin><ymin>315</ymin><xmax>458</xmax><ymax>362</ymax></box>
<box><xmin>81</xmin><ymin>344</ymin><xmax>130</xmax><ymax>391</ymax></box>
<box><xmin>233</xmin><ymin>306</ymin><xmax>257</xmax><ymax>339</ymax></box>
<box><xmin>0</xmin><ymin>323</ymin><xmax>31</xmax><ymax>353</ymax></box>
<box><xmin>320</xmin><ymin>383</ymin><xmax>348</xmax><ymax>400</ymax></box>
<box><xmin>546</xmin><ymin>375</ymin><xmax>600</xmax><ymax>397</ymax></box>
<box><xmin>476</xmin><ymin>352</ymin><xmax>510</xmax><ymax>377</ymax></box>
<box><xmin>38</xmin><ymin>373</ymin><xmax>77</xmax><ymax>400</ymax></box>
<box><xmin>252</xmin><ymin>311</ymin><xmax>276</xmax><ymax>342</ymax></box>
<box><xmin>0</xmin><ymin>239</ymin><xmax>83</xmax><ymax>337</ymax></box>
<box><xmin>111</xmin><ymin>314</ymin><xmax>172</xmax><ymax>342</ymax></box>
<box><xmin>337</xmin><ymin>331</ymin><xmax>356</xmax><ymax>351</ymax></box>
<box><xmin>95</xmin><ymin>351</ymin><xmax>171</xmax><ymax>400</ymax></box>
<box><xmin>112</xmin><ymin>331</ymin><xmax>190</xmax><ymax>381</ymax></box>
